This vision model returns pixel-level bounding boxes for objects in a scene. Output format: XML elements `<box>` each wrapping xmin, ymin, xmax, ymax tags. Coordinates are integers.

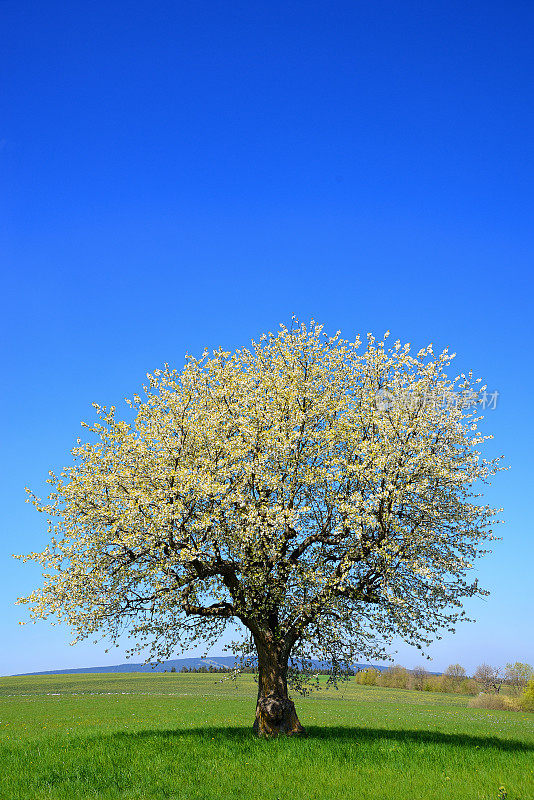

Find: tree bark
<box><xmin>252</xmin><ymin>635</ymin><xmax>305</xmax><ymax>738</ymax></box>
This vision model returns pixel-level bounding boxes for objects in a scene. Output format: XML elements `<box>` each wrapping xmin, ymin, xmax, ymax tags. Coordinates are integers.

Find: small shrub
<box><xmin>468</xmin><ymin>693</ymin><xmax>518</xmax><ymax>711</ymax></box>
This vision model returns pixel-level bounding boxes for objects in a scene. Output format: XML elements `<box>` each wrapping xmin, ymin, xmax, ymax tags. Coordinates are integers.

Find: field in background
<box><xmin>0</xmin><ymin>673</ymin><xmax>532</xmax><ymax>800</ymax></box>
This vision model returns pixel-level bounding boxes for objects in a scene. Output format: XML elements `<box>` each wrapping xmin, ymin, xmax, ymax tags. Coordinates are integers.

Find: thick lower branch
<box><xmin>182</xmin><ymin>599</ymin><xmax>235</xmax><ymax>618</ymax></box>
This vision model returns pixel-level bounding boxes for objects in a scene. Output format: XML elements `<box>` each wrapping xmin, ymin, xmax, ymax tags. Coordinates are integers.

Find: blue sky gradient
<box><xmin>1</xmin><ymin>0</ymin><xmax>533</xmax><ymax>676</ymax></box>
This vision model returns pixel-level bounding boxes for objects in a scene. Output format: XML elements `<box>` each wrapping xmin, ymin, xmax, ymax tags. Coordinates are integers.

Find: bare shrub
<box><xmin>442</xmin><ymin>663</ymin><xmax>467</xmax><ymax>693</ymax></box>
<box><xmin>379</xmin><ymin>665</ymin><xmax>410</xmax><ymax>689</ymax></box>
<box><xmin>411</xmin><ymin>666</ymin><xmax>429</xmax><ymax>691</ymax></box>
<box><xmin>469</xmin><ymin>693</ymin><xmax>518</xmax><ymax>711</ymax></box>
<box><xmin>474</xmin><ymin>664</ymin><xmax>503</xmax><ymax>693</ymax></box>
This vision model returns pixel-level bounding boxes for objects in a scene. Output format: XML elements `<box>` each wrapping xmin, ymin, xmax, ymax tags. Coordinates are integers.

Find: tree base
<box><xmin>252</xmin><ymin>692</ymin><xmax>306</xmax><ymax>738</ymax></box>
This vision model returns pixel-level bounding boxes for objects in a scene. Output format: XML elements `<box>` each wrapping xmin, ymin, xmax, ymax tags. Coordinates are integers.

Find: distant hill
<box><xmin>14</xmin><ymin>656</ymin><xmax>388</xmax><ymax>677</ymax></box>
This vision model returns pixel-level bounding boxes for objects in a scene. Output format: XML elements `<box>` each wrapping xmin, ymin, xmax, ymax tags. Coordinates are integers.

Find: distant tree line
<box><xmin>354</xmin><ymin>663</ymin><xmax>477</xmax><ymax>694</ymax></box>
<box><xmin>353</xmin><ymin>661</ymin><xmax>534</xmax><ymax>700</ymax></box>
<box><xmin>163</xmin><ymin>660</ymin><xmax>533</xmax><ymax>700</ymax></box>
<box><xmin>163</xmin><ymin>665</ymin><xmax>237</xmax><ymax>674</ymax></box>
<box><xmin>163</xmin><ymin>658</ymin><xmax>534</xmax><ymax>713</ymax></box>
<box><xmin>165</xmin><ymin>663</ymin><xmax>358</xmax><ymax>675</ymax></box>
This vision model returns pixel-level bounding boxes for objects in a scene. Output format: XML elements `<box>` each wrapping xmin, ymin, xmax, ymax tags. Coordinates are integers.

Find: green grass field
<box><xmin>0</xmin><ymin>672</ymin><xmax>532</xmax><ymax>800</ymax></box>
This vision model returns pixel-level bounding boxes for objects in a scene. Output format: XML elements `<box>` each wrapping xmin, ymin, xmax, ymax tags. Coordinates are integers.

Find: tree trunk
<box><xmin>252</xmin><ymin>636</ymin><xmax>305</xmax><ymax>738</ymax></box>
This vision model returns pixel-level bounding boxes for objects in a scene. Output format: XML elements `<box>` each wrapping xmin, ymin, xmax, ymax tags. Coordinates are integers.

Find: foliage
<box><xmin>504</xmin><ymin>662</ymin><xmax>533</xmax><ymax>694</ymax></box>
<box><xmin>444</xmin><ymin>663</ymin><xmax>466</xmax><ymax>680</ymax></box>
<box><xmin>459</xmin><ymin>678</ymin><xmax>478</xmax><ymax>695</ymax></box>
<box><xmin>354</xmin><ymin>667</ymin><xmax>380</xmax><ymax>686</ymax></box>
<box><xmin>380</xmin><ymin>665</ymin><xmax>411</xmax><ymax>689</ymax></box>
<box><xmin>411</xmin><ymin>665</ymin><xmax>429</xmax><ymax>690</ymax></box>
<box><xmin>519</xmin><ymin>678</ymin><xmax>534</xmax><ymax>712</ymax></box>
<box><xmin>441</xmin><ymin>663</ymin><xmax>467</xmax><ymax>692</ymax></box>
<box><xmin>17</xmin><ymin>322</ymin><xmax>505</xmax><ymax>695</ymax></box>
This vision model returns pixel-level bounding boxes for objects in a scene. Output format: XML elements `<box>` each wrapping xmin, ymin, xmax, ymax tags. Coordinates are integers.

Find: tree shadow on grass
<box><xmin>98</xmin><ymin>725</ymin><xmax>534</xmax><ymax>754</ymax></box>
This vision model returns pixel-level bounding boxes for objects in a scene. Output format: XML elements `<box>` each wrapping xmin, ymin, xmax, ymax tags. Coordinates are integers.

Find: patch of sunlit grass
<box><xmin>0</xmin><ymin>673</ymin><xmax>532</xmax><ymax>799</ymax></box>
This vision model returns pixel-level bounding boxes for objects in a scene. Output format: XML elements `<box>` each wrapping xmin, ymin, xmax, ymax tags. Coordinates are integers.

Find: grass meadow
<box><xmin>0</xmin><ymin>672</ymin><xmax>532</xmax><ymax>800</ymax></box>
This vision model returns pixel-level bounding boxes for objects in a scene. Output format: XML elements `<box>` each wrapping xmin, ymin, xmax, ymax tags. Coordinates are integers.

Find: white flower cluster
<box><xmin>16</xmin><ymin>321</ymin><xmax>506</xmax><ymax>690</ymax></box>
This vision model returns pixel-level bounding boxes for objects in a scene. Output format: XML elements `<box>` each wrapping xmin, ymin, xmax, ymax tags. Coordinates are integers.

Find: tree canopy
<box><xmin>17</xmin><ymin>322</ymin><xmax>504</xmax><ymax>735</ymax></box>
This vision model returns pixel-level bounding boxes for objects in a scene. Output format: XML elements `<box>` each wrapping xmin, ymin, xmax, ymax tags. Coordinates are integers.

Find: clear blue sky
<box><xmin>1</xmin><ymin>0</ymin><xmax>533</xmax><ymax>676</ymax></box>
